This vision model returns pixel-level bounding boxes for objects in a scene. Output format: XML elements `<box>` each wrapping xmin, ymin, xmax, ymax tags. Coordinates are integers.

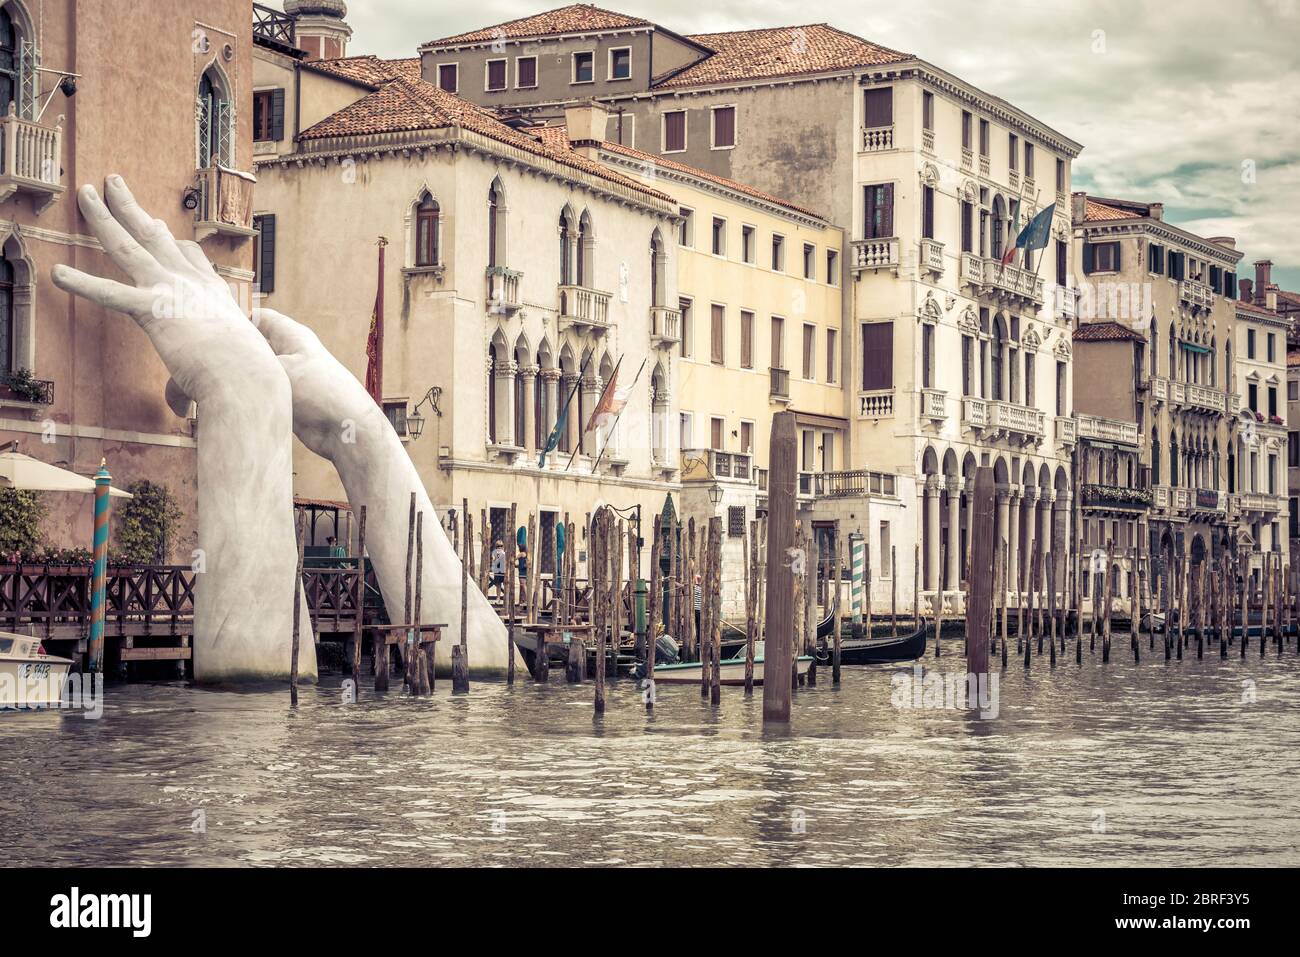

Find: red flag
<box><xmin>365</xmin><ymin>240</ymin><xmax>387</xmax><ymax>405</ymax></box>
<box><xmin>585</xmin><ymin>360</ymin><xmax>625</xmax><ymax>433</ymax></box>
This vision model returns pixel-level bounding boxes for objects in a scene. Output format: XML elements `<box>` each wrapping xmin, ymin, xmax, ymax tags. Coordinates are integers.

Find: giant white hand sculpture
<box><xmin>252</xmin><ymin>308</ymin><xmax>512</xmax><ymax>675</ymax></box>
<box><xmin>51</xmin><ymin>178</ymin><xmax>317</xmax><ymax>683</ymax></box>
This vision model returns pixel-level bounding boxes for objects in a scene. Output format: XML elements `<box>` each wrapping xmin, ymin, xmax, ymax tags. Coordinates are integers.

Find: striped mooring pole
<box><xmin>87</xmin><ymin>459</ymin><xmax>112</xmax><ymax>673</ymax></box>
<box><xmin>849</xmin><ymin>533</ymin><xmax>866</xmax><ymax>626</ymax></box>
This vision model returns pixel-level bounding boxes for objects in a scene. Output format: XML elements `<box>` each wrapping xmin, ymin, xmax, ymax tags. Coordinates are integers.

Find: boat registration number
<box><xmin>17</xmin><ymin>663</ymin><xmax>52</xmax><ymax>679</ymax></box>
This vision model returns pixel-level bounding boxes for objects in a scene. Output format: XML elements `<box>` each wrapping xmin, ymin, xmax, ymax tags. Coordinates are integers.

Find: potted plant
<box><xmin>1</xmin><ymin>368</ymin><xmax>52</xmax><ymax>403</ymax></box>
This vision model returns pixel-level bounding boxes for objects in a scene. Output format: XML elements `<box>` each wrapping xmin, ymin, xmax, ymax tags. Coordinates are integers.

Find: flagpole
<box><xmin>996</xmin><ymin>178</ymin><xmax>1036</xmax><ymax>282</ymax></box>
<box><xmin>374</xmin><ymin>236</ymin><xmax>387</xmax><ymax>402</ymax></box>
<box><xmin>590</xmin><ymin>357</ymin><xmax>647</xmax><ymax>474</ymax></box>
<box><xmin>549</xmin><ymin>351</ymin><xmax>592</xmax><ymax>469</ymax></box>
<box><xmin>566</xmin><ymin>354</ymin><xmax>624</xmax><ymax>472</ymax></box>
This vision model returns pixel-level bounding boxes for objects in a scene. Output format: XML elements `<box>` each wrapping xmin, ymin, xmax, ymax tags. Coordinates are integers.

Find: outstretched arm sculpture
<box><xmin>252</xmin><ymin>308</ymin><xmax>511</xmax><ymax>675</ymax></box>
<box><xmin>52</xmin><ymin>178</ymin><xmax>317</xmax><ymax>683</ymax></box>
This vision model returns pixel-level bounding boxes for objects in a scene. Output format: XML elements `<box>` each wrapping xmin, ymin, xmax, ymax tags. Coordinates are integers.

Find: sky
<box><xmin>271</xmin><ymin>0</ymin><xmax>1300</xmax><ymax>290</ymax></box>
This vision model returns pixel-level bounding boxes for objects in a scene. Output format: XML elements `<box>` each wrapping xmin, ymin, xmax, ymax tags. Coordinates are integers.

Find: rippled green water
<box><xmin>3</xmin><ymin>637</ymin><xmax>1298</xmax><ymax>866</ymax></box>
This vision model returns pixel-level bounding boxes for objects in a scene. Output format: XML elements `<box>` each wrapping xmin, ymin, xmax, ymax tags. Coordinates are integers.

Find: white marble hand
<box><xmin>51</xmin><ymin>177</ymin><xmax>316</xmax><ymax>683</ymax></box>
<box><xmin>252</xmin><ymin>308</ymin><xmax>511</xmax><ymax>675</ymax></box>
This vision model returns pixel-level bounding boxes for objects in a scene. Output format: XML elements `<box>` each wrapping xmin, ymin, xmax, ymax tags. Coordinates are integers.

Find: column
<box><xmin>494</xmin><ymin>359</ymin><xmax>517</xmax><ymax>446</ymax></box>
<box><xmin>560</xmin><ymin>372</ymin><xmax>579</xmax><ymax>455</ymax></box>
<box><xmin>1007</xmin><ymin>486</ymin><xmax>1021</xmax><ymax>596</ymax></box>
<box><xmin>996</xmin><ymin>485</ymin><xmax>1011</xmax><ymax>599</ymax></box>
<box><xmin>1021</xmin><ymin>487</ymin><xmax>1038</xmax><ymax>594</ymax></box>
<box><xmin>946</xmin><ymin>478</ymin><xmax>961</xmax><ymax>591</ymax></box>
<box><xmin>519</xmin><ymin>365</ymin><xmax>538</xmax><ymax>455</ymax></box>
<box><xmin>1039</xmin><ymin>490</ymin><xmax>1054</xmax><ymax>597</ymax></box>
<box><xmin>541</xmin><ymin>369</ymin><xmax>561</xmax><ymax>452</ymax></box>
<box><xmin>924</xmin><ymin>477</ymin><xmax>940</xmax><ymax>592</ymax></box>
<box><xmin>1053</xmin><ymin>492</ymin><xmax>1070</xmax><ymax>604</ymax></box>
<box><xmin>580</xmin><ymin>373</ymin><xmax>601</xmax><ymax>457</ymax></box>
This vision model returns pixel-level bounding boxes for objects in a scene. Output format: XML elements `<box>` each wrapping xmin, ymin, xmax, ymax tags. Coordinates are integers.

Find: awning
<box><xmin>1179</xmin><ymin>341</ymin><xmax>1211</xmax><ymax>355</ymax></box>
<box><xmin>0</xmin><ymin>452</ymin><xmax>133</xmax><ymax>498</ymax></box>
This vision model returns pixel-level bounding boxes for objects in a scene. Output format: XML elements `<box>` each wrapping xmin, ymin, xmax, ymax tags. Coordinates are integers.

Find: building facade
<box><xmin>1232</xmin><ymin>296</ymin><xmax>1289</xmax><ymax>566</ymax></box>
<box><xmin>1</xmin><ymin>0</ymin><xmax>256</xmax><ymax>557</ymax></box>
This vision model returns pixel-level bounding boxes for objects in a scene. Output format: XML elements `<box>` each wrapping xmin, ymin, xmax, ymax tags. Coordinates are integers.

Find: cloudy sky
<box><xmin>273</xmin><ymin>0</ymin><xmax>1299</xmax><ymax>289</ymax></box>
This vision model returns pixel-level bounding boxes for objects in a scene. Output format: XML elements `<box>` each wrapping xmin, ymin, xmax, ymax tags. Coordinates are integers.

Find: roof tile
<box><xmin>427</xmin><ymin>4</ymin><xmax>649</xmax><ymax>46</ymax></box>
<box><xmin>1073</xmin><ymin>321</ymin><xmax>1146</xmax><ymax>343</ymax></box>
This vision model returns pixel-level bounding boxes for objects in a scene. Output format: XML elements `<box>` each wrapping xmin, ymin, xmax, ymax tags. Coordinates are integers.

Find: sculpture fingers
<box><xmin>76</xmin><ymin>184</ymin><xmax>168</xmax><ymax>287</ymax></box>
<box><xmin>176</xmin><ymin>239</ymin><xmax>220</xmax><ymax>278</ymax></box>
<box><xmin>104</xmin><ymin>176</ymin><xmax>202</xmax><ymax>278</ymax></box>
<box><xmin>252</xmin><ymin>307</ymin><xmax>323</xmax><ymax>357</ymax></box>
<box><xmin>51</xmin><ymin>264</ymin><xmax>156</xmax><ymax>318</ymax></box>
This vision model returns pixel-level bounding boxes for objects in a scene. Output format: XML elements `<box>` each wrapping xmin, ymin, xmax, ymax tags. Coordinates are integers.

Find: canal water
<box><xmin>3</xmin><ymin>639</ymin><xmax>1299</xmax><ymax>866</ymax></box>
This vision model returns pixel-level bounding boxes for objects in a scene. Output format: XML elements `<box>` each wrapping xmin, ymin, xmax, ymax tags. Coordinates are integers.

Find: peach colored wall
<box><xmin>0</xmin><ymin>0</ymin><xmax>253</xmax><ymax>560</ymax></box>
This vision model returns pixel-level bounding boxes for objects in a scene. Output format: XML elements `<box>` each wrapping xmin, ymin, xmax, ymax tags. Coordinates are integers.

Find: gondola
<box><xmin>830</xmin><ymin>625</ymin><xmax>927</xmax><ymax>664</ymax></box>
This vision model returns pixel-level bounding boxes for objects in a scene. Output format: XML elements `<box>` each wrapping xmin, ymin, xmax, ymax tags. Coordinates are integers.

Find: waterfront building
<box><xmin>0</xmin><ymin>0</ymin><xmax>257</xmax><ymax>556</ymax></box>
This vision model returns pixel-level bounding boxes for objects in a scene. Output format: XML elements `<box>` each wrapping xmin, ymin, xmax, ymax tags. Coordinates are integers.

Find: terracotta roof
<box><xmin>302</xmin><ymin>55</ymin><xmax>422</xmax><ymax>88</ymax></box>
<box><xmin>297</xmin><ymin>77</ymin><xmax>674</xmax><ymax>204</ymax></box>
<box><xmin>536</xmin><ymin>125</ymin><xmax>827</xmax><ymax>221</ymax></box>
<box><xmin>1083</xmin><ymin>198</ymin><xmax>1143</xmax><ymax>222</ymax></box>
<box><xmin>1073</xmin><ymin>321</ymin><xmax>1146</xmax><ymax>343</ymax></box>
<box><xmin>426</xmin><ymin>4</ymin><xmax>649</xmax><ymax>46</ymax></box>
<box><xmin>655</xmin><ymin>24</ymin><xmax>910</xmax><ymax>89</ymax></box>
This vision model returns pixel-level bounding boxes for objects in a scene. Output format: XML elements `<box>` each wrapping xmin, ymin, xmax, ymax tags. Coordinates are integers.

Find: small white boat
<box><xmin>650</xmin><ymin>640</ymin><xmax>814</xmax><ymax>686</ymax></box>
<box><xmin>0</xmin><ymin>631</ymin><xmax>73</xmax><ymax>709</ymax></box>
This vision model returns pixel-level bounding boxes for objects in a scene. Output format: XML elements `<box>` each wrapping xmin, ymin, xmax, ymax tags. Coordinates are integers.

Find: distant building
<box><xmin>1232</xmin><ymin>295</ymin><xmax>1289</xmax><ymax>567</ymax></box>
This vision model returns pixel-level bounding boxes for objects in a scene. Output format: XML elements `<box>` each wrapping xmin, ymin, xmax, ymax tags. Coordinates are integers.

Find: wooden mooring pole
<box><xmin>762</xmin><ymin>412</ymin><xmax>797</xmax><ymax>724</ymax></box>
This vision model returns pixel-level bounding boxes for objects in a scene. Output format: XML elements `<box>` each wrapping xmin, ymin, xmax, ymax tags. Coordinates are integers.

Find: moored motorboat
<box><xmin>0</xmin><ymin>631</ymin><xmax>73</xmax><ymax>709</ymax></box>
<box><xmin>651</xmin><ymin>640</ymin><xmax>813</xmax><ymax>686</ymax></box>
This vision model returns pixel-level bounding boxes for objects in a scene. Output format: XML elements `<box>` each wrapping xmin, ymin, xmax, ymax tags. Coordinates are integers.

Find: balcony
<box><xmin>649</xmin><ymin>305</ymin><xmax>681</xmax><ymax>350</ymax></box>
<box><xmin>253</xmin><ymin>3</ymin><xmax>298</xmax><ymax>53</ymax></box>
<box><xmin>1236</xmin><ymin>492</ymin><xmax>1283</xmax><ymax>515</ymax></box>
<box><xmin>961</xmin><ymin>147</ymin><xmax>973</xmax><ymax>170</ymax></box>
<box><xmin>0</xmin><ymin>371</ymin><xmax>54</xmax><ymax>419</ymax></box>
<box><xmin>1182</xmin><ymin>383</ymin><xmax>1227</xmax><ymax>414</ymax></box>
<box><xmin>1178</xmin><ymin>279</ymin><xmax>1213</xmax><ymax>312</ymax></box>
<box><xmin>0</xmin><ymin>108</ymin><xmax>65</xmax><ymax>214</ymax></box>
<box><xmin>919</xmin><ymin>238</ymin><xmax>944</xmax><ymax>276</ymax></box>
<box><xmin>1055</xmin><ymin>285</ymin><xmax>1081</xmax><ymax>322</ymax></box>
<box><xmin>921</xmin><ymin>387</ymin><xmax>946</xmax><ymax>421</ymax></box>
<box><xmin>979</xmin><ymin>154</ymin><xmax>990</xmax><ymax>176</ymax></box>
<box><xmin>193</xmin><ymin>165</ymin><xmax>256</xmax><ymax>242</ymax></box>
<box><xmin>959</xmin><ymin>253</ymin><xmax>1044</xmax><ymax>306</ymax></box>
<box><xmin>557</xmin><ymin>284</ymin><xmax>611</xmax><ymax>335</ymax></box>
<box><xmin>683</xmin><ymin>448</ymin><xmax>752</xmax><ymax>484</ymax></box>
<box><xmin>486</xmin><ymin>266</ymin><xmax>523</xmax><ymax>315</ymax></box>
<box><xmin>861</xmin><ymin>125</ymin><xmax>894</xmax><ymax>152</ymax></box>
<box><xmin>769</xmin><ymin>367</ymin><xmax>791</xmax><ymax>402</ymax></box>
<box><xmin>1054</xmin><ymin>415</ymin><xmax>1077</xmax><ymax>447</ymax></box>
<box><xmin>1009</xmin><ymin>168</ymin><xmax>1020</xmax><ymax>190</ymax></box>
<box><xmin>850</xmin><ymin>237</ymin><xmax>899</xmax><ymax>273</ymax></box>
<box><xmin>963</xmin><ymin>397</ymin><xmax>1046</xmax><ymax>446</ymax></box>
<box><xmin>858</xmin><ymin>389</ymin><xmax>894</xmax><ymax>419</ymax></box>
<box><xmin>1075</xmin><ymin>413</ymin><xmax>1139</xmax><ymax>446</ymax></box>
<box><xmin>813</xmin><ymin>469</ymin><xmax>898</xmax><ymax>499</ymax></box>
<box><xmin>1080</xmin><ymin>484</ymin><xmax>1151</xmax><ymax>510</ymax></box>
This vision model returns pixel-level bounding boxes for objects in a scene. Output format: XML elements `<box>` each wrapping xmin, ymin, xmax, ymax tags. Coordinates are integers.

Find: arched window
<box><xmin>991</xmin><ymin>315</ymin><xmax>1006</xmax><ymax>400</ymax></box>
<box><xmin>577</xmin><ymin>210</ymin><xmax>594</xmax><ymax>287</ymax></box>
<box><xmin>487</xmin><ymin>178</ymin><xmax>507</xmax><ymax>269</ymax></box>
<box><xmin>1169</xmin><ymin>431</ymin><xmax>1179</xmax><ymax>488</ymax></box>
<box><xmin>0</xmin><ymin>254</ymin><xmax>13</xmax><ymax>377</ymax></box>
<box><xmin>1149</xmin><ymin>321</ymin><xmax>1158</xmax><ymax>378</ymax></box>
<box><xmin>559</xmin><ymin>208</ymin><xmax>575</xmax><ymax>285</ymax></box>
<box><xmin>415</xmin><ymin>193</ymin><xmax>440</xmax><ymax>267</ymax></box>
<box><xmin>0</xmin><ymin>8</ymin><xmax>16</xmax><ymax>114</ymax></box>
<box><xmin>1152</xmin><ymin>429</ymin><xmax>1161</xmax><ymax>486</ymax></box>
<box><xmin>487</xmin><ymin>342</ymin><xmax>498</xmax><ymax>444</ymax></box>
<box><xmin>649</xmin><ymin>230</ymin><xmax>665</xmax><ymax>308</ymax></box>
<box><xmin>1168</xmin><ymin>325</ymin><xmax>1177</xmax><ymax>381</ymax></box>
<box><xmin>197</xmin><ymin>67</ymin><xmax>234</xmax><ymax>168</ymax></box>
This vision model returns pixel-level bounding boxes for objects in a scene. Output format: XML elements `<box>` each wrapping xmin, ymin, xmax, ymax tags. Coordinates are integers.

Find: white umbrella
<box><xmin>0</xmin><ymin>451</ymin><xmax>133</xmax><ymax>499</ymax></box>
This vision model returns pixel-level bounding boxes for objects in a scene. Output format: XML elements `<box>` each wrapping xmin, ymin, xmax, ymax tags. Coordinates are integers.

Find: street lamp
<box><xmin>708</xmin><ymin>482</ymin><xmax>723</xmax><ymax>507</ymax></box>
<box><xmin>405</xmin><ymin>386</ymin><xmax>442</xmax><ymax>441</ymax></box>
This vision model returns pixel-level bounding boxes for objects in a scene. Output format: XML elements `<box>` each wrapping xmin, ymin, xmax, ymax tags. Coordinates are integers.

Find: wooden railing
<box><xmin>253</xmin><ymin>3</ymin><xmax>297</xmax><ymax>49</ymax></box>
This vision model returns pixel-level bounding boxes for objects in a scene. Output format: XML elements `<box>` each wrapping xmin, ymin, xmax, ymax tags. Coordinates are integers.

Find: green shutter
<box><xmin>271</xmin><ymin>89</ymin><xmax>286</xmax><ymax>141</ymax></box>
<box><xmin>258</xmin><ymin>215</ymin><xmax>276</xmax><ymax>294</ymax></box>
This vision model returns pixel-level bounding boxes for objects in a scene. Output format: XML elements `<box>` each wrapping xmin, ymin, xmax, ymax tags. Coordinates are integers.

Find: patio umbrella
<box><xmin>0</xmin><ymin>451</ymin><xmax>133</xmax><ymax>498</ymax></box>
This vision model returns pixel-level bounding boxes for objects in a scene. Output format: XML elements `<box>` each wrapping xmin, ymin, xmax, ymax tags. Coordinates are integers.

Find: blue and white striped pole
<box><xmin>87</xmin><ymin>459</ymin><xmax>112</xmax><ymax>673</ymax></box>
<box><xmin>849</xmin><ymin>533</ymin><xmax>865</xmax><ymax>627</ymax></box>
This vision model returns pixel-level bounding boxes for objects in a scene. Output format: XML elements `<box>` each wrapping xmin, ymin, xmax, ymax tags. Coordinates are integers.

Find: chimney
<box><xmin>1239</xmin><ymin>279</ymin><xmax>1254</xmax><ymax>304</ymax></box>
<box><xmin>284</xmin><ymin>0</ymin><xmax>352</xmax><ymax>61</ymax></box>
<box><xmin>1070</xmin><ymin>191</ymin><xmax>1086</xmax><ymax>226</ymax></box>
<box><xmin>1148</xmin><ymin>202</ymin><xmax>1164</xmax><ymax>221</ymax></box>
<box><xmin>1255</xmin><ymin>260</ymin><xmax>1273</xmax><ymax>298</ymax></box>
<box><xmin>564</xmin><ymin>100</ymin><xmax>609</xmax><ymax>158</ymax></box>
<box><xmin>1267</xmin><ymin>284</ymin><xmax>1279</xmax><ymax>311</ymax></box>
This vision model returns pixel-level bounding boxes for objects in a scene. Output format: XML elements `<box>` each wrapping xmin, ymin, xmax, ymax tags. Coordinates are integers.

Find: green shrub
<box><xmin>0</xmin><ymin>487</ymin><xmax>45</xmax><ymax>558</ymax></box>
<box><xmin>115</xmin><ymin>480</ymin><xmax>182</xmax><ymax>564</ymax></box>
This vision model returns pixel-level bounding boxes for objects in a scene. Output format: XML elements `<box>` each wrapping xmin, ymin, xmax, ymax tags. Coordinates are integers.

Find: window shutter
<box><xmin>864</xmin><ymin>186</ymin><xmax>876</xmax><ymax>239</ymax></box>
<box><xmin>861</xmin><ymin>322</ymin><xmax>894</xmax><ymax>391</ymax></box>
<box><xmin>864</xmin><ymin>88</ymin><xmax>892</xmax><ymax>127</ymax></box>
<box><xmin>1082</xmin><ymin>241</ymin><xmax>1094</xmax><ymax>275</ymax></box>
<box><xmin>711</xmin><ymin>304</ymin><xmax>724</xmax><ymax>364</ymax></box>
<box><xmin>258</xmin><ymin>215</ymin><xmax>276</xmax><ymax>294</ymax></box>
<box><xmin>271</xmin><ymin>89</ymin><xmax>286</xmax><ymax>141</ymax></box>
<box><xmin>881</xmin><ymin>184</ymin><xmax>894</xmax><ymax>237</ymax></box>
<box><xmin>1225</xmin><ymin>272</ymin><xmax>1237</xmax><ymax>299</ymax></box>
<box><xmin>1113</xmin><ymin>242</ymin><xmax>1121</xmax><ymax>271</ymax></box>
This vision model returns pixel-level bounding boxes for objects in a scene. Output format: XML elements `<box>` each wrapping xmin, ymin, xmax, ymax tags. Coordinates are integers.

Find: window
<box><xmin>741</xmin><ymin>225</ymin><xmax>756</xmax><ymax>264</ymax></box>
<box><xmin>771</xmin><ymin>234</ymin><xmax>785</xmax><ymax>271</ymax></box>
<box><xmin>826</xmin><ymin>328</ymin><xmax>838</xmax><ymax>383</ymax></box>
<box><xmin>663</xmin><ymin>110</ymin><xmax>686</xmax><ymax>152</ymax></box>
<box><xmin>1247</xmin><ymin>329</ymin><xmax>1256</xmax><ymax>359</ymax></box>
<box><xmin>1025</xmin><ymin>143</ymin><xmax>1035</xmax><ymax>178</ymax></box>
<box><xmin>711</xmin><ymin>106</ymin><xmax>735</xmax><ymax>148</ymax></box>
<box><xmin>1147</xmin><ymin>242</ymin><xmax>1165</xmax><ymax>274</ymax></box>
<box><xmin>572</xmin><ymin>51</ymin><xmax>594</xmax><ymax>83</ymax></box>
<box><xmin>863</xmin><ymin>184</ymin><xmax>894</xmax><ymax>239</ymax></box>
<box><xmin>1269</xmin><ymin>385</ymin><xmax>1278</xmax><ymax>418</ymax></box>
<box><xmin>253</xmin><ymin>214</ymin><xmax>276</xmax><ymax>294</ymax></box>
<box><xmin>1056</xmin><ymin>157</ymin><xmax>1065</xmax><ymax>192</ymax></box>
<box><xmin>961</xmin><ymin>111</ymin><xmax>972</xmax><ymax>149</ymax></box>
<box><xmin>384</xmin><ymin>401</ymin><xmax>408</xmax><ymax>437</ymax></box>
<box><xmin>679</xmin><ymin>297</ymin><xmax>693</xmax><ymax>358</ymax></box>
<box><xmin>437</xmin><ymin>63</ymin><xmax>458</xmax><ymax>93</ymax></box>
<box><xmin>863</xmin><ymin>87</ymin><xmax>892</xmax><ymax>127</ymax></box>
<box><xmin>771</xmin><ymin>316</ymin><xmax>785</xmax><ymax>369</ymax></box>
<box><xmin>921</xmin><ymin>323</ymin><xmax>934</xmax><ymax>389</ymax></box>
<box><xmin>1290</xmin><ymin>380</ymin><xmax>1298</xmax><ymax>402</ymax></box>
<box><xmin>826</xmin><ymin>249</ymin><xmax>839</xmax><ymax>285</ymax></box>
<box><xmin>0</xmin><ymin>254</ymin><xmax>12</xmax><ymax>377</ymax></box>
<box><xmin>1268</xmin><ymin>333</ymin><xmax>1276</xmax><ymax>363</ymax></box>
<box><xmin>680</xmin><ymin>412</ymin><xmax>693</xmax><ymax>450</ymax></box>
<box><xmin>1008</xmin><ymin>133</ymin><xmax>1019</xmax><ymax>171</ymax></box>
<box><xmin>678</xmin><ymin>207</ymin><xmax>694</xmax><ymax>247</ymax></box>
<box><xmin>516</xmin><ymin>56</ymin><xmax>537</xmax><ymax>88</ymax></box>
<box><xmin>1056</xmin><ymin>240</ymin><xmax>1067</xmax><ymax>287</ymax></box>
<box><xmin>414</xmin><ymin>194</ymin><xmax>439</xmax><ymax>267</ymax></box>
<box><xmin>921</xmin><ymin>185</ymin><xmax>934</xmax><ymax>239</ymax></box>
<box><xmin>861</xmin><ymin>322</ymin><xmax>893</xmax><ymax>390</ymax></box>
<box><xmin>487</xmin><ymin>179</ymin><xmax>504</xmax><ymax>268</ymax></box>
<box><xmin>960</xmin><ymin>200</ymin><xmax>973</xmax><ymax>253</ymax></box>
<box><xmin>978</xmin><ymin>118</ymin><xmax>989</xmax><ymax>157</ymax></box>
<box><xmin>710</xmin><ymin>417</ymin><xmax>724</xmax><ymax>451</ymax></box>
<box><xmin>540</xmin><ymin>512</ymin><xmax>558</xmax><ymax>575</ymax></box>
<box><xmin>0</xmin><ymin>8</ymin><xmax>21</xmax><ymax>117</ymax></box>
<box><xmin>710</xmin><ymin>304</ymin><xmax>725</xmax><ymax>364</ymax></box>
<box><xmin>922</xmin><ymin>91</ymin><xmax>934</xmax><ymax>132</ymax></box>
<box><xmin>1249</xmin><ymin>382</ymin><xmax>1258</xmax><ymax>411</ymax></box>
<box><xmin>1290</xmin><ymin>431</ymin><xmax>1299</xmax><ymax>468</ymax></box>
<box><xmin>1084</xmin><ymin>240</ymin><xmax>1119</xmax><ymax>273</ymax></box>
<box><xmin>802</xmin><ymin>323</ymin><xmax>816</xmax><ymax>380</ymax></box>
<box><xmin>608</xmin><ymin>47</ymin><xmax>631</xmax><ymax>80</ymax></box>
<box><xmin>880</xmin><ymin>522</ymin><xmax>892</xmax><ymax>577</ymax></box>
<box><xmin>485</xmin><ymin>58</ymin><xmax>507</xmax><ymax>91</ymax></box>
<box><xmin>802</xmin><ymin>243</ymin><xmax>815</xmax><ymax>279</ymax></box>
<box><xmin>711</xmin><ymin>217</ymin><xmax>727</xmax><ymax>256</ymax></box>
<box><xmin>740</xmin><ymin>310</ymin><xmax>754</xmax><ymax>369</ymax></box>
<box><xmin>197</xmin><ymin>68</ymin><xmax>234</xmax><ymax>167</ymax></box>
<box><xmin>740</xmin><ymin>421</ymin><xmax>754</xmax><ymax>454</ymax></box>
<box><xmin>252</xmin><ymin>89</ymin><xmax>284</xmax><ymax>142</ymax></box>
